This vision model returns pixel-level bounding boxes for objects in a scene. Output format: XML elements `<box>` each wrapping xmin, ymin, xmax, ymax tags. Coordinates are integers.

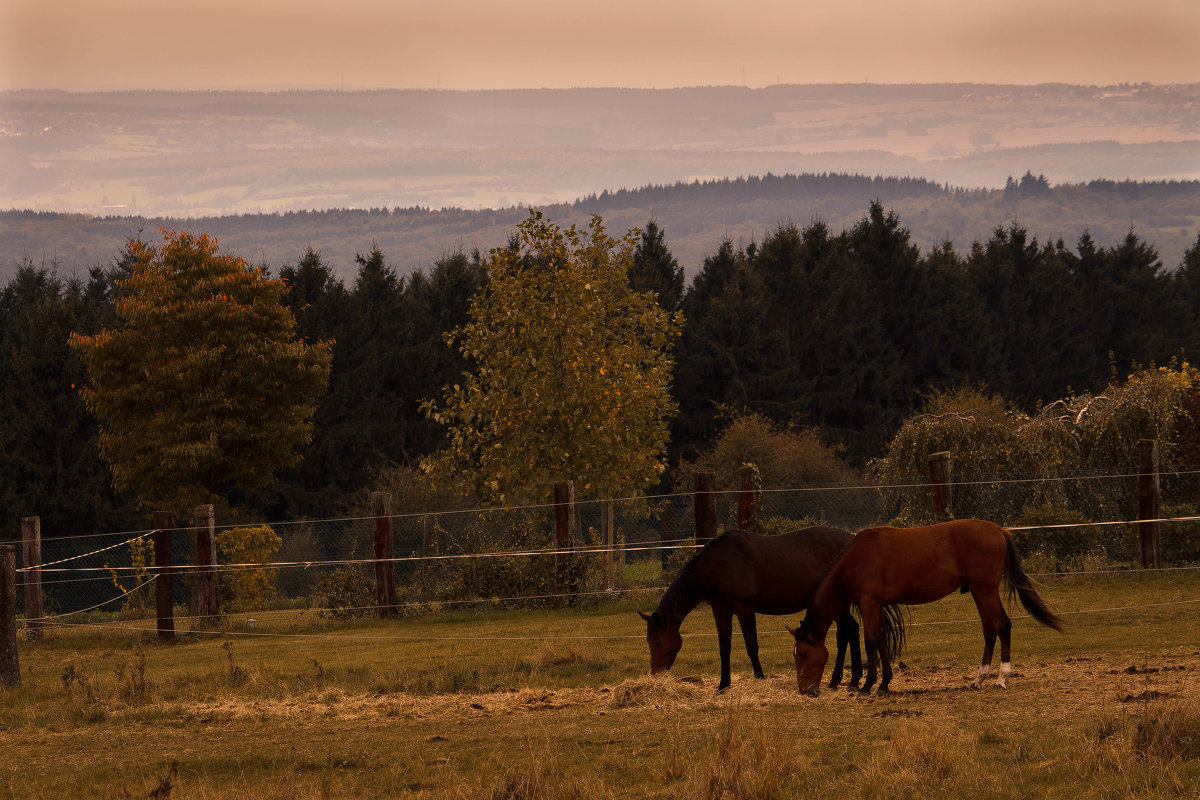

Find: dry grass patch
<box><xmin>677</xmin><ymin>703</ymin><xmax>810</xmax><ymax>800</ymax></box>
<box><xmin>606</xmin><ymin>672</ymin><xmax>708</xmax><ymax>709</ymax></box>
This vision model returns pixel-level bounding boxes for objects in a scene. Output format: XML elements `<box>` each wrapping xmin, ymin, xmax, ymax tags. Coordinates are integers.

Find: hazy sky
<box><xmin>3</xmin><ymin>0</ymin><xmax>1198</xmax><ymax>91</ymax></box>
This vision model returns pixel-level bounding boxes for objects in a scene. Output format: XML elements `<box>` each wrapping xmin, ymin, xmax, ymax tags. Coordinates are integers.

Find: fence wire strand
<box><xmin>6</xmin><ymin>470</ymin><xmax>1200</xmax><ymax>627</ymax></box>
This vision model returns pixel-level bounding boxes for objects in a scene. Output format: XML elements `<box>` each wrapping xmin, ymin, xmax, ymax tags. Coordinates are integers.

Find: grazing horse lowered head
<box><xmin>640</xmin><ymin>526</ymin><xmax>862</xmax><ymax>692</ymax></box>
<box><xmin>790</xmin><ymin>518</ymin><xmax>1063</xmax><ymax>696</ymax></box>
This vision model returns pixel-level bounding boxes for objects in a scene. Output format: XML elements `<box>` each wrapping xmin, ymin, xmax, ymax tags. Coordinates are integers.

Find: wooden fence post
<box><xmin>694</xmin><ymin>471</ymin><xmax>717</xmax><ymax>545</ymax></box>
<box><xmin>1</xmin><ymin>545</ymin><xmax>19</xmax><ymax>687</ymax></box>
<box><xmin>20</xmin><ymin>516</ymin><xmax>43</xmax><ymax>639</ymax></box>
<box><xmin>553</xmin><ymin>481</ymin><xmax>575</xmax><ymax>607</ymax></box>
<box><xmin>152</xmin><ymin>511</ymin><xmax>175</xmax><ymax>640</ymax></box>
<box><xmin>928</xmin><ymin>451</ymin><xmax>952</xmax><ymax>519</ymax></box>
<box><xmin>1138</xmin><ymin>439</ymin><xmax>1161</xmax><ymax>568</ymax></box>
<box><xmin>371</xmin><ymin>491</ymin><xmax>396</xmax><ymax>619</ymax></box>
<box><xmin>604</xmin><ymin>499</ymin><xmax>615</xmax><ymax>591</ymax></box>
<box><xmin>738</xmin><ymin>466</ymin><xmax>759</xmax><ymax>531</ymax></box>
<box><xmin>193</xmin><ymin>504</ymin><xmax>219</xmax><ymax>627</ymax></box>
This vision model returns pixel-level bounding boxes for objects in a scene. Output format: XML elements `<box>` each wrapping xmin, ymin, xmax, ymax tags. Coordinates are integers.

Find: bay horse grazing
<box><xmin>789</xmin><ymin>518</ymin><xmax>1063</xmax><ymax>696</ymax></box>
<box><xmin>639</xmin><ymin>527</ymin><xmax>862</xmax><ymax>693</ymax></box>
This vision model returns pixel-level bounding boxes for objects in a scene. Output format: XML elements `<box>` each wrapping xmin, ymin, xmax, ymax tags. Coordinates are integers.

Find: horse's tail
<box><xmin>879</xmin><ymin>603</ymin><xmax>908</xmax><ymax>664</ymax></box>
<box><xmin>1003</xmin><ymin>531</ymin><xmax>1064</xmax><ymax>632</ymax></box>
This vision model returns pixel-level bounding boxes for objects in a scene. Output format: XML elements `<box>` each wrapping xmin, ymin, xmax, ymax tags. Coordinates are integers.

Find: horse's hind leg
<box><xmin>969</xmin><ymin>589</ymin><xmax>1006</xmax><ymax>689</ymax></box>
<box><xmin>995</xmin><ymin>607</ymin><xmax>1013</xmax><ymax>688</ymax></box>
<box><xmin>736</xmin><ymin>609</ymin><xmax>766</xmax><ymax>680</ymax></box>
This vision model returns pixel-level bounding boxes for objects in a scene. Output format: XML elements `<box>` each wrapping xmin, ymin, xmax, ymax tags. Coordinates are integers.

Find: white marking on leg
<box><xmin>995</xmin><ymin>661</ymin><xmax>1011</xmax><ymax>689</ymax></box>
<box><xmin>971</xmin><ymin>664</ymin><xmax>990</xmax><ymax>689</ymax></box>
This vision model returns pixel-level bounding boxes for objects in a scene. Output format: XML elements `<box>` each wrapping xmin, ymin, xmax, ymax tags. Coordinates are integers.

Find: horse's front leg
<box><xmin>831</xmin><ymin>612</ymin><xmax>862</xmax><ymax>690</ymax></box>
<box><xmin>712</xmin><ymin>607</ymin><xmax>734</xmax><ymax>692</ymax></box>
<box><xmin>736</xmin><ymin>610</ymin><xmax>765</xmax><ymax>680</ymax></box>
<box><xmin>829</xmin><ymin>617</ymin><xmax>847</xmax><ymax>689</ymax></box>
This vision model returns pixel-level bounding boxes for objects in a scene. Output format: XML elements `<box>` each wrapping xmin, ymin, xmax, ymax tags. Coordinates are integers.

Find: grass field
<box><xmin>2</xmin><ymin>569</ymin><xmax>1198</xmax><ymax>798</ymax></box>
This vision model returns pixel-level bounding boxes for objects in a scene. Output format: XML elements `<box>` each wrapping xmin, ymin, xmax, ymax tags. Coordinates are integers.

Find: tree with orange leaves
<box><xmin>69</xmin><ymin>230</ymin><xmax>332</xmax><ymax>514</ymax></box>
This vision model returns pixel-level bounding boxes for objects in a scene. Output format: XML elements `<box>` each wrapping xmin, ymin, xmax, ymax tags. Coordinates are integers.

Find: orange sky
<box><xmin>2</xmin><ymin>0</ymin><xmax>1198</xmax><ymax>91</ymax></box>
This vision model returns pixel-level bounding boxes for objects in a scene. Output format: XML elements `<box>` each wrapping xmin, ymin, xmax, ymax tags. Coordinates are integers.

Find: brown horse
<box><xmin>640</xmin><ymin>526</ymin><xmax>862</xmax><ymax>692</ymax></box>
<box><xmin>789</xmin><ymin>519</ymin><xmax>1063</xmax><ymax>696</ymax></box>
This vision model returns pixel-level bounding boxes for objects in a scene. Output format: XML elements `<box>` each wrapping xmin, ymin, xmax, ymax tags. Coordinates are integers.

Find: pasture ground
<box><xmin>2</xmin><ymin>569</ymin><xmax>1199</xmax><ymax>798</ymax></box>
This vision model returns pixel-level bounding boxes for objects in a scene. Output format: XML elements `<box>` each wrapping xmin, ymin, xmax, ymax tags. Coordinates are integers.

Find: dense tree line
<box><xmin>675</xmin><ymin>202</ymin><xmax>1200</xmax><ymax>462</ymax></box>
<box><xmin>3</xmin><ymin>206</ymin><xmax>1200</xmax><ymax>537</ymax></box>
<box><xmin>6</xmin><ymin>173</ymin><xmax>1199</xmax><ymax>288</ymax></box>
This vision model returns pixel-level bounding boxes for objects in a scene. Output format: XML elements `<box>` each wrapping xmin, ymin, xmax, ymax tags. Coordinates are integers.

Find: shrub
<box><xmin>1159</xmin><ymin>503</ymin><xmax>1200</xmax><ymax>564</ymax></box>
<box><xmin>408</xmin><ymin>511</ymin><xmax>603</xmax><ymax>607</ymax></box>
<box><xmin>216</xmin><ymin>525</ymin><xmax>282</xmax><ymax>611</ymax></box>
<box><xmin>676</xmin><ymin>412</ymin><xmax>856</xmax><ymax>491</ymax></box>
<box><xmin>314</xmin><ymin>565</ymin><xmax>375</xmax><ymax>619</ymax></box>
<box><xmin>1012</xmin><ymin>502</ymin><xmax>1113</xmax><ymax>571</ymax></box>
<box><xmin>105</xmin><ymin>536</ymin><xmax>155</xmax><ymax>616</ymax></box>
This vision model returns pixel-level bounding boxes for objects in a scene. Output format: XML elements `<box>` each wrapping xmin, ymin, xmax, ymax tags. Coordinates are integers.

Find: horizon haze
<box><xmin>3</xmin><ymin>0</ymin><xmax>1198</xmax><ymax>92</ymax></box>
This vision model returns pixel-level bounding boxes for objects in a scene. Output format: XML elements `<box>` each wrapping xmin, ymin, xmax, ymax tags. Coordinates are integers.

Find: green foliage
<box><xmin>1062</xmin><ymin>363</ymin><xmax>1200</xmax><ymax>470</ymax></box>
<box><xmin>1012</xmin><ymin>502</ymin><xmax>1114</xmax><ymax>572</ymax></box>
<box><xmin>1159</xmin><ymin>503</ymin><xmax>1200</xmax><ymax>564</ymax></box>
<box><xmin>0</xmin><ymin>261</ymin><xmax>138</xmax><ymax>539</ymax></box>
<box><xmin>313</xmin><ymin>566</ymin><xmax>374</xmax><ymax>620</ymax></box>
<box><xmin>215</xmin><ymin>525</ymin><xmax>283</xmax><ymax>612</ymax></box>
<box><xmin>422</xmin><ymin>211</ymin><xmax>680</xmax><ymax>505</ymax></box>
<box><xmin>104</xmin><ymin>536</ymin><xmax>154</xmax><ymax>616</ymax></box>
<box><xmin>410</xmin><ymin>512</ymin><xmax>602</xmax><ymax>607</ymax></box>
<box><xmin>68</xmin><ymin>230</ymin><xmax>333</xmax><ymax>513</ymax></box>
<box><xmin>629</xmin><ymin>220</ymin><xmax>684</xmax><ymax>312</ymax></box>
<box><xmin>877</xmin><ymin>384</ymin><xmax>1060</xmax><ymax>525</ymax></box>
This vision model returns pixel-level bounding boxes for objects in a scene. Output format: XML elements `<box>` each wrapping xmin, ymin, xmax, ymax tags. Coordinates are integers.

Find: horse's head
<box><xmin>788</xmin><ymin>619</ymin><xmax>829</xmax><ymax>696</ymax></box>
<box><xmin>639</xmin><ymin>610</ymin><xmax>682</xmax><ymax>674</ymax></box>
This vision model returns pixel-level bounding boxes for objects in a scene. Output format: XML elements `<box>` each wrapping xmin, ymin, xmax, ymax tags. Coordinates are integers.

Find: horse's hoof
<box><xmin>716</xmin><ymin>684</ymin><xmax>731</xmax><ymax>694</ymax></box>
<box><xmin>856</xmin><ymin>687</ymin><xmax>873</xmax><ymax>697</ymax></box>
<box><xmin>877</xmin><ymin>687</ymin><xmax>890</xmax><ymax>696</ymax></box>
<box><xmin>968</xmin><ymin>682</ymin><xmax>982</xmax><ymax>691</ymax></box>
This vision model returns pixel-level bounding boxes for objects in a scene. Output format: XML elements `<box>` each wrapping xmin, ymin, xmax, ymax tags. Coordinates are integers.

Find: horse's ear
<box><xmin>638</xmin><ymin>611</ymin><xmax>653</xmax><ymax>623</ymax></box>
<box><xmin>785</xmin><ymin>625</ymin><xmax>797</xmax><ymax>638</ymax></box>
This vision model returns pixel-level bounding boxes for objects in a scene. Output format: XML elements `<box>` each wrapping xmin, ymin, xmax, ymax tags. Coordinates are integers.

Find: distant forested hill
<box><xmin>2</xmin><ymin>172</ymin><xmax>1199</xmax><ymax>282</ymax></box>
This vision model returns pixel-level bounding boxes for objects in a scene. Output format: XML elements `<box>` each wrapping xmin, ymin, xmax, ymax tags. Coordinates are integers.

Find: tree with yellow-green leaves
<box><xmin>69</xmin><ymin>230</ymin><xmax>333</xmax><ymax>513</ymax></box>
<box><xmin>422</xmin><ymin>211</ymin><xmax>680</xmax><ymax>505</ymax></box>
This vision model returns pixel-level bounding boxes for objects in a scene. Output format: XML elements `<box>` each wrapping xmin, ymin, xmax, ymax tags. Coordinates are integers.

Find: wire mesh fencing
<box><xmin>7</xmin><ymin>467</ymin><xmax>1200</xmax><ymax>630</ymax></box>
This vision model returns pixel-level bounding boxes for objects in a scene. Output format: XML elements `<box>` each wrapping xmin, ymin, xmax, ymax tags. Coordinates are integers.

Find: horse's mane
<box><xmin>655</xmin><ymin>531</ymin><xmax>731</xmax><ymax>622</ymax></box>
<box><xmin>808</xmin><ymin>529</ymin><xmax>908</xmax><ymax>662</ymax></box>
<box><xmin>814</xmin><ymin>533</ymin><xmax>858</xmax><ymax>586</ymax></box>
<box><xmin>805</xmin><ymin>532</ymin><xmax>859</xmax><ymax>628</ymax></box>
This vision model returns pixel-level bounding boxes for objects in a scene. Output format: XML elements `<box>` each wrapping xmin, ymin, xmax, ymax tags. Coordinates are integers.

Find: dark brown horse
<box><xmin>640</xmin><ymin>526</ymin><xmax>862</xmax><ymax>692</ymax></box>
<box><xmin>789</xmin><ymin>518</ymin><xmax>1063</xmax><ymax>696</ymax></box>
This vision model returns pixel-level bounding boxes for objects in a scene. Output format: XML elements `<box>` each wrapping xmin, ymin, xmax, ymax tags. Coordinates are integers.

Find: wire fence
<box><xmin>6</xmin><ymin>468</ymin><xmax>1200</xmax><ymax>630</ymax></box>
